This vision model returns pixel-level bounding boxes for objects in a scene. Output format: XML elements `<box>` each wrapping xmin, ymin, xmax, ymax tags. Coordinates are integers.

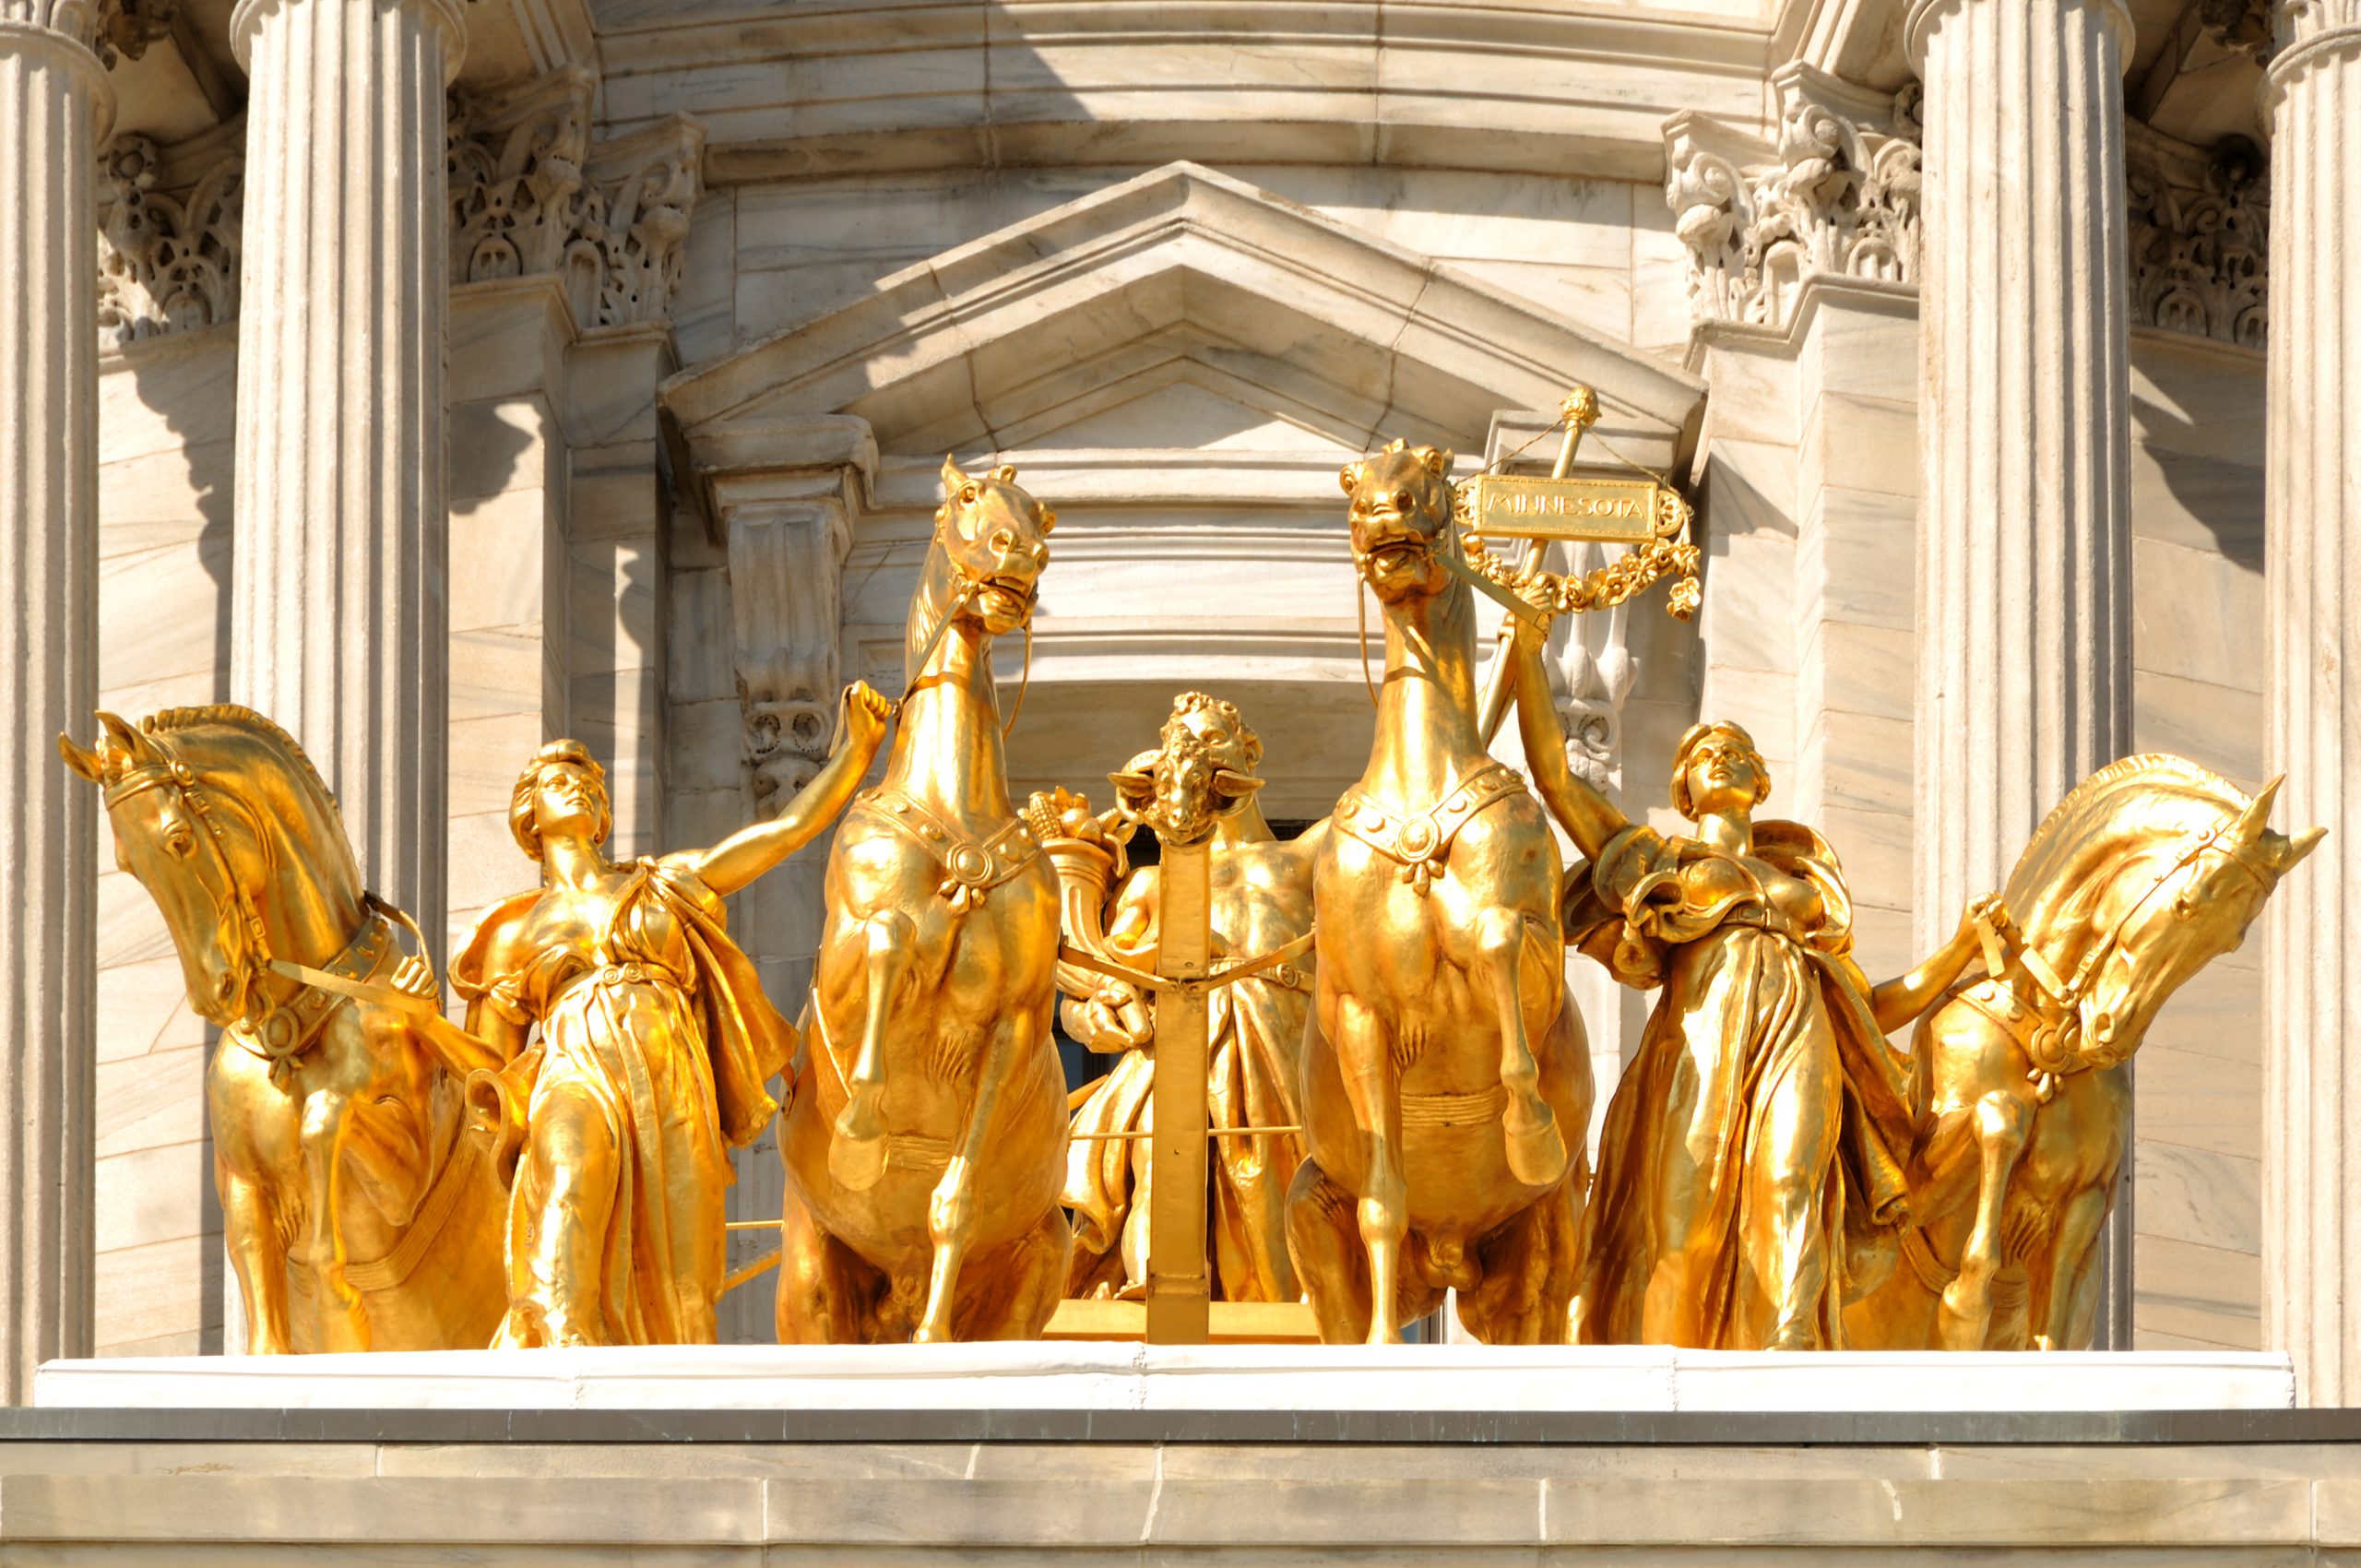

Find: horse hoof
<box><xmin>1503</xmin><ymin>1102</ymin><xmax>1567</xmax><ymax>1187</ymax></box>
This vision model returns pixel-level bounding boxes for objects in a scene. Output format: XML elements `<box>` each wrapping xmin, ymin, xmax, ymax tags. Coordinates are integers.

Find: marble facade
<box><xmin>2</xmin><ymin>0</ymin><xmax>2343</xmax><ymax>1393</ymax></box>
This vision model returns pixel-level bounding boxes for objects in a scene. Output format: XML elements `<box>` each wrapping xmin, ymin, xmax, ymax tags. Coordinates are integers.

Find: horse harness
<box><xmin>1335</xmin><ymin>760</ymin><xmax>1527</xmax><ymax>896</ymax></box>
<box><xmin>103</xmin><ymin>747</ymin><xmax>428</xmax><ymax>1085</ymax></box>
<box><xmin>865</xmin><ymin>786</ymin><xmax>1044</xmax><ymax>914</ymax></box>
<box><xmin>1943</xmin><ymin>815</ymin><xmax>2273</xmax><ymax>1102</ymax></box>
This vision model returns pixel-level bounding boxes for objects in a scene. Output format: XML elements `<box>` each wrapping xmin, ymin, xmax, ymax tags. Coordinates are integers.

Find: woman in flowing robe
<box><xmin>456</xmin><ymin>686</ymin><xmax>890</xmax><ymax>1346</ymax></box>
<box><xmin>1513</xmin><ymin>677</ymin><xmax>1991</xmax><ymax>1347</ymax></box>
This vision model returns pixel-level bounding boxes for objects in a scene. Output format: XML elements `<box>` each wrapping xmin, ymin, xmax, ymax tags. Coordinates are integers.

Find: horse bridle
<box><xmin>1959</xmin><ymin>817</ymin><xmax>2271</xmax><ymax>1099</ymax></box>
<box><xmin>103</xmin><ymin>747</ymin><xmax>418</xmax><ymax>1082</ymax></box>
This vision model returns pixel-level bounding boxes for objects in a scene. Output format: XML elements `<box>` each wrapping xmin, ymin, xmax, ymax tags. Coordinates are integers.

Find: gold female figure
<box><xmin>456</xmin><ymin>686</ymin><xmax>892</xmax><ymax>1347</ymax></box>
<box><xmin>1507</xmin><ymin>633</ymin><xmax>1987</xmax><ymax>1346</ymax></box>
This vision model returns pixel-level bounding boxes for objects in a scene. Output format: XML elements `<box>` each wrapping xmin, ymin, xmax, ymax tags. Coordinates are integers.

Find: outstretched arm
<box><xmin>1869</xmin><ymin>892</ymin><xmax>2001</xmax><ymax>1033</ymax></box>
<box><xmin>682</xmin><ymin>683</ymin><xmax>895</xmax><ymax>897</ymax></box>
<box><xmin>1504</xmin><ymin>610</ymin><xmax>1627</xmax><ymax>861</ymax></box>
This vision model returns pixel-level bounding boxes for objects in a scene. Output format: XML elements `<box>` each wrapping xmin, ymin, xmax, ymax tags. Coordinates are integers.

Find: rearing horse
<box><xmin>1845</xmin><ymin>755</ymin><xmax>2321</xmax><ymax>1351</ymax></box>
<box><xmin>1287</xmin><ymin>440</ymin><xmax>1595</xmax><ymax>1344</ymax></box>
<box><xmin>61</xmin><ymin>707</ymin><xmax>505</xmax><ymax>1352</ymax></box>
<box><xmin>776</xmin><ymin>457</ymin><xmax>1071</xmax><ymax>1343</ymax></box>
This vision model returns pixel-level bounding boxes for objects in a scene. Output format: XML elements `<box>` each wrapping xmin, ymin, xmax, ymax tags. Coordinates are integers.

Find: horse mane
<box><xmin>904</xmin><ymin>532</ymin><xmax>965</xmax><ymax>689</ymax></box>
<box><xmin>142</xmin><ymin>704</ymin><xmax>362</xmax><ymax>894</ymax></box>
<box><xmin>2001</xmin><ymin>753</ymin><xmax>2249</xmax><ymax>936</ymax></box>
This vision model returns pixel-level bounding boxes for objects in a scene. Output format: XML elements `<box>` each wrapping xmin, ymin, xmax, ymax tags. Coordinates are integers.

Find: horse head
<box><xmin>61</xmin><ymin>707</ymin><xmax>362</xmax><ymax>1029</ymax></box>
<box><xmin>909</xmin><ymin>456</ymin><xmax>1055</xmax><ymax>681</ymax></box>
<box><xmin>1342</xmin><ymin>440</ymin><xmax>1455</xmax><ymax>606</ymax></box>
<box><xmin>1107</xmin><ymin>691</ymin><xmax>1265</xmax><ymax>847</ymax></box>
<box><xmin>2003</xmin><ymin>757</ymin><xmax>2324</xmax><ymax>1071</ymax></box>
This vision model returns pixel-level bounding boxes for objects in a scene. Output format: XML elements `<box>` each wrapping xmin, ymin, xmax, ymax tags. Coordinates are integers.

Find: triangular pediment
<box><xmin>661</xmin><ymin>160</ymin><xmax>1704</xmax><ymax>515</ymax></box>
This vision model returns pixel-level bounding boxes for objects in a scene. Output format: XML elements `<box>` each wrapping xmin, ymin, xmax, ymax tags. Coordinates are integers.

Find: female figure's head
<box><xmin>509</xmin><ymin>739</ymin><xmax>613</xmax><ymax>861</ymax></box>
<box><xmin>1669</xmin><ymin>719</ymin><xmax>1772</xmax><ymax>823</ymax></box>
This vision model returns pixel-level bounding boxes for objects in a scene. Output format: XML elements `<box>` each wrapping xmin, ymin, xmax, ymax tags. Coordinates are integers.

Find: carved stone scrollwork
<box><xmin>581</xmin><ymin>115</ymin><xmax>705</xmax><ymax>329</ymax></box>
<box><xmin>447</xmin><ymin>66</ymin><xmax>599</xmax><ymax>314</ymax></box>
<box><xmin>445</xmin><ymin>71</ymin><xmax>704</xmax><ymax>331</ymax></box>
<box><xmin>2128</xmin><ymin>132</ymin><xmax>2270</xmax><ymax>348</ymax></box>
<box><xmin>96</xmin><ymin>133</ymin><xmax>243</xmax><ymax>349</ymax></box>
<box><xmin>1666</xmin><ymin>65</ymin><xmax>1921</xmax><ymax>333</ymax></box>
<box><xmin>724</xmin><ymin>497</ymin><xmax>852</xmax><ymax>814</ymax></box>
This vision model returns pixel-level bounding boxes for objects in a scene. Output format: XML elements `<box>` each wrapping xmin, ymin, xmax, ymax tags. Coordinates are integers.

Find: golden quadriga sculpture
<box><xmin>63</xmin><ymin>707</ymin><xmax>507</xmax><ymax>1352</ymax></box>
<box><xmin>1037</xmin><ymin>692</ymin><xmax>1323</xmax><ymax>1303</ymax></box>
<box><xmin>1845</xmin><ymin>757</ymin><xmax>2319</xmax><ymax>1350</ymax></box>
<box><xmin>1290</xmin><ymin>441</ymin><xmax>1596</xmax><ymax>1345</ymax></box>
<box><xmin>454</xmin><ymin>690</ymin><xmax>888</xmax><ymax>1347</ymax></box>
<box><xmin>775</xmin><ymin>457</ymin><xmax>1072</xmax><ymax>1343</ymax></box>
<box><xmin>1496</xmin><ymin>601</ymin><xmax>2321</xmax><ymax>1349</ymax></box>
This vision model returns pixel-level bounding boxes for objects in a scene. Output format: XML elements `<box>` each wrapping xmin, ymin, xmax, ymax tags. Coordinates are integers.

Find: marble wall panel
<box><xmin>90</xmin><ymin>338</ymin><xmax>238</xmax><ymax>1359</ymax></box>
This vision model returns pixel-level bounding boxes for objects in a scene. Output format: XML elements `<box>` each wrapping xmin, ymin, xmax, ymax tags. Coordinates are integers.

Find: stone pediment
<box><xmin>660</xmin><ymin>160</ymin><xmax>1704</xmax><ymax>521</ymax></box>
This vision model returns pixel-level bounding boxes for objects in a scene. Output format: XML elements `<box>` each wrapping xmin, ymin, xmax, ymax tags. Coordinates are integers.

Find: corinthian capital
<box><xmin>1662</xmin><ymin>65</ymin><xmax>1920</xmax><ymax>335</ymax></box>
<box><xmin>97</xmin><ymin>128</ymin><xmax>244</xmax><ymax>348</ymax></box>
<box><xmin>93</xmin><ymin>0</ymin><xmax>174</xmax><ymax>65</ymax></box>
<box><xmin>581</xmin><ymin>113</ymin><xmax>705</xmax><ymax>329</ymax></box>
<box><xmin>2272</xmin><ymin>0</ymin><xmax>2361</xmax><ymax>46</ymax></box>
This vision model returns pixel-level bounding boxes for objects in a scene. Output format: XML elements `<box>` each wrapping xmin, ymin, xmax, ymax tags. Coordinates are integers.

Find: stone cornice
<box><xmin>599</xmin><ymin>0</ymin><xmax>1769</xmax><ymax>184</ymax></box>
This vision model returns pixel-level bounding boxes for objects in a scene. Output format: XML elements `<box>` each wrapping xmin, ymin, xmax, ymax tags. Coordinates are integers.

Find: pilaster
<box><xmin>229</xmin><ymin>0</ymin><xmax>467</xmax><ymax>959</ymax></box>
<box><xmin>0</xmin><ymin>0</ymin><xmax>110</xmax><ymax>1402</ymax></box>
<box><xmin>2259</xmin><ymin>0</ymin><xmax>2361</xmax><ymax>1408</ymax></box>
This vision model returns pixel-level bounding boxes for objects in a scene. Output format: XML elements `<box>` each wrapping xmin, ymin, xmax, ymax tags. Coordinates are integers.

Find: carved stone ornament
<box><xmin>94</xmin><ymin>0</ymin><xmax>176</xmax><ymax>66</ymax></box>
<box><xmin>724</xmin><ymin>497</ymin><xmax>852</xmax><ymax>813</ymax></box>
<box><xmin>1666</xmin><ymin>66</ymin><xmax>1922</xmax><ymax>333</ymax></box>
<box><xmin>2200</xmin><ymin>0</ymin><xmax>2274</xmax><ymax>54</ymax></box>
<box><xmin>96</xmin><ymin>134</ymin><xmax>243</xmax><ymax>349</ymax></box>
<box><xmin>2128</xmin><ymin>133</ymin><xmax>2270</xmax><ymax>348</ymax></box>
<box><xmin>447</xmin><ymin>66</ymin><xmax>599</xmax><ymax>305</ymax></box>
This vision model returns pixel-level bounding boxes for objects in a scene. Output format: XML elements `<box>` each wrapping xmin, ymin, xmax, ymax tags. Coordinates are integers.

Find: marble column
<box><xmin>1907</xmin><ymin>0</ymin><xmax>2137</xmax><ymax>1344</ymax></box>
<box><xmin>0</xmin><ymin>0</ymin><xmax>108</xmax><ymax>1403</ymax></box>
<box><xmin>2260</xmin><ymin>0</ymin><xmax>2361</xmax><ymax>1408</ymax></box>
<box><xmin>229</xmin><ymin>0</ymin><xmax>466</xmax><ymax>955</ymax></box>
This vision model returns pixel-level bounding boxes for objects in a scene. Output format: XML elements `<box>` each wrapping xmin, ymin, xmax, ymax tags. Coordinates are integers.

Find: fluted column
<box><xmin>2260</xmin><ymin>0</ymin><xmax>2361</xmax><ymax>1408</ymax></box>
<box><xmin>0</xmin><ymin>0</ymin><xmax>108</xmax><ymax>1403</ymax></box>
<box><xmin>1908</xmin><ymin>0</ymin><xmax>2136</xmax><ymax>1344</ymax></box>
<box><xmin>230</xmin><ymin>0</ymin><xmax>465</xmax><ymax>952</ymax></box>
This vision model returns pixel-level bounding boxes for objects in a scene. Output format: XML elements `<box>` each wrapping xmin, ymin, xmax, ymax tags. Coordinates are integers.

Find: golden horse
<box><xmin>1287</xmin><ymin>440</ymin><xmax>1595</xmax><ymax>1344</ymax></box>
<box><xmin>61</xmin><ymin>707</ymin><xmax>505</xmax><ymax>1352</ymax></box>
<box><xmin>1846</xmin><ymin>755</ymin><xmax>2322</xmax><ymax>1351</ymax></box>
<box><xmin>776</xmin><ymin>457</ymin><xmax>1071</xmax><ymax>1343</ymax></box>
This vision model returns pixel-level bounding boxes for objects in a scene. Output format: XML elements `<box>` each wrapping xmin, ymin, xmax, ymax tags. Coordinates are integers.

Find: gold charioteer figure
<box><xmin>1040</xmin><ymin>692</ymin><xmax>1323</xmax><ymax>1305</ymax></box>
<box><xmin>455</xmin><ymin>689</ymin><xmax>891</xmax><ymax>1348</ymax></box>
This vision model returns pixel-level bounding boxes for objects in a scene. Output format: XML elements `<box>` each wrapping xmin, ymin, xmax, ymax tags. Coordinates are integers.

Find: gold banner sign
<box><xmin>1461</xmin><ymin>474</ymin><xmax>1683</xmax><ymax>544</ymax></box>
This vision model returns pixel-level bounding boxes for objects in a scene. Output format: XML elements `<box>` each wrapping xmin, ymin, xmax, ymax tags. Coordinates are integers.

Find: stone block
<box><xmin>450</xmin><ymin>711</ymin><xmax>548</xmax><ymax>818</ymax></box>
<box><xmin>570</xmin><ymin>539</ymin><xmax>664</xmax><ymax>679</ymax></box>
<box><xmin>98</xmin><ymin>444</ymin><xmax>232</xmax><ymax>538</ymax></box>
<box><xmin>2133</xmin><ymin>670</ymin><xmax>2264</xmax><ymax>790</ymax></box>
<box><xmin>99</xmin><ymin>535</ymin><xmax>230</xmax><ymax>694</ymax></box>
<box><xmin>2134</xmin><ymin>1140</ymin><xmax>2260</xmax><ymax>1256</ymax></box>
<box><xmin>1452</xmin><ymin>257</ymin><xmax>1631</xmax><ymax>344</ymax></box>
<box><xmin>2130</xmin><ymin>442</ymin><xmax>2262</xmax><ymax>568</ymax></box>
<box><xmin>2132</xmin><ymin>536</ymin><xmax>2263</xmax><ymax>692</ymax></box>
<box><xmin>1799</xmin><ymin>291</ymin><xmax>1918</xmax><ymax>410</ymax></box>
<box><xmin>97</xmin><ymin>867</ymin><xmax>175</xmax><ymax>972</ymax></box>
<box><xmin>1700</xmin><ymin>436</ymin><xmax>1798</xmax><ymax>540</ymax></box>
<box><xmin>93</xmin><ymin>1045</ymin><xmax>205</xmax><ymax>1159</ymax></box>
<box><xmin>669</xmin><ymin>697</ymin><xmax>746</xmax><ymax>795</ymax></box>
<box><xmin>2138</xmin><ymin>959</ymin><xmax>2262</xmax><ymax>1067</ymax></box>
<box><xmin>1149</xmin><ymin>1476</ymin><xmax>1541</xmax><ymax>1547</ymax></box>
<box><xmin>2136</xmin><ymin>1042</ymin><xmax>2260</xmax><ymax>1161</ymax></box>
<box><xmin>2136</xmin><ymin>1235</ymin><xmax>2263</xmax><ymax>1351</ymax></box>
<box><xmin>92</xmin><ymin>1234</ymin><xmax>216</xmax><ymax>1357</ymax></box>
<box><xmin>669</xmin><ymin>566</ymin><xmax>737</xmax><ymax>706</ymax></box>
<box><xmin>451</xmin><ymin>489</ymin><xmax>553</xmax><ymax>636</ymax></box>
<box><xmin>92</xmin><ymin>954</ymin><xmax>201</xmax><ymax>1065</ymax></box>
<box><xmin>673</xmin><ymin>188</ymin><xmax>738</xmax><ymax>369</ymax></box>
<box><xmin>766</xmin><ymin>1474</ymin><xmax>1155</xmax><ymax>1546</ymax></box>
<box><xmin>92</xmin><ymin>1141</ymin><xmax>208</xmax><ymax>1255</ymax></box>
<box><xmin>1699</xmin><ymin>530</ymin><xmax>1796</xmax><ymax>678</ymax></box>
<box><xmin>450</xmin><ymin>397</ymin><xmax>557</xmax><ymax>506</ymax></box>
<box><xmin>452</xmin><ymin>626</ymin><xmax>553</xmax><ymax>728</ymax></box>
<box><xmin>1797</xmin><ymin>711</ymin><xmax>1912</xmax><ymax>815</ymax></box>
<box><xmin>2131</xmin><ymin>335</ymin><xmax>2267</xmax><ymax>465</ymax></box>
<box><xmin>1800</xmin><ymin>392</ymin><xmax>1916</xmax><ymax>501</ymax></box>
<box><xmin>98</xmin><ymin>334</ymin><xmax>239</xmax><ymax>459</ymax></box>
<box><xmin>1798</xmin><ymin>485</ymin><xmax>1916</xmax><ymax>634</ymax></box>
